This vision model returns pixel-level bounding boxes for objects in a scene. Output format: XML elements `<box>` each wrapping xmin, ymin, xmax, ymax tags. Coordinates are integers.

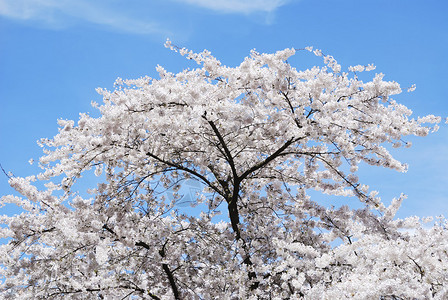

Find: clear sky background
<box><xmin>0</xmin><ymin>0</ymin><xmax>447</xmax><ymax>219</ymax></box>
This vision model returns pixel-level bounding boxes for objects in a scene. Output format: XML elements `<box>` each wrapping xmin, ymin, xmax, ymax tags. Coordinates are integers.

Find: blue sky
<box><xmin>0</xmin><ymin>0</ymin><xmax>447</xmax><ymax>219</ymax></box>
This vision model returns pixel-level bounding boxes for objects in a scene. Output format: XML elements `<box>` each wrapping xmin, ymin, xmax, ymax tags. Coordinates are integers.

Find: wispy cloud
<box><xmin>172</xmin><ymin>0</ymin><xmax>291</xmax><ymax>14</ymax></box>
<box><xmin>0</xmin><ymin>0</ymin><xmax>171</xmax><ymax>36</ymax></box>
<box><xmin>0</xmin><ymin>0</ymin><xmax>291</xmax><ymax>36</ymax></box>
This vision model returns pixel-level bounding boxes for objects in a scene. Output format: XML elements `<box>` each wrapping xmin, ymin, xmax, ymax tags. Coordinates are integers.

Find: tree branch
<box><xmin>202</xmin><ymin>113</ymin><xmax>239</xmax><ymax>182</ymax></box>
<box><xmin>159</xmin><ymin>243</ymin><xmax>181</xmax><ymax>300</ymax></box>
<box><xmin>145</xmin><ymin>151</ymin><xmax>224</xmax><ymax>198</ymax></box>
<box><xmin>136</xmin><ymin>240</ymin><xmax>181</xmax><ymax>299</ymax></box>
<box><xmin>240</xmin><ymin>137</ymin><xmax>297</xmax><ymax>181</ymax></box>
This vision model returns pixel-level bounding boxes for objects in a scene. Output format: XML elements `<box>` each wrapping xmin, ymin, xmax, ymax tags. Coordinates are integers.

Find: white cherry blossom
<box><xmin>0</xmin><ymin>43</ymin><xmax>445</xmax><ymax>299</ymax></box>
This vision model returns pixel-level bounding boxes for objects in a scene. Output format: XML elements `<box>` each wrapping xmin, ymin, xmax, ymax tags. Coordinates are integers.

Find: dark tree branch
<box><xmin>0</xmin><ymin>163</ymin><xmax>12</xmax><ymax>179</ymax></box>
<box><xmin>136</xmin><ymin>240</ymin><xmax>181</xmax><ymax>299</ymax></box>
<box><xmin>281</xmin><ymin>91</ymin><xmax>303</xmax><ymax>129</ymax></box>
<box><xmin>202</xmin><ymin>114</ymin><xmax>239</xmax><ymax>182</ymax></box>
<box><xmin>159</xmin><ymin>243</ymin><xmax>181</xmax><ymax>300</ymax></box>
<box><xmin>240</xmin><ymin>137</ymin><xmax>297</xmax><ymax>181</ymax></box>
<box><xmin>145</xmin><ymin>151</ymin><xmax>224</xmax><ymax>198</ymax></box>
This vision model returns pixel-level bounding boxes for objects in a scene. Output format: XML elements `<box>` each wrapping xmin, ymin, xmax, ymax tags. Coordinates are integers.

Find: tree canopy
<box><xmin>1</xmin><ymin>42</ymin><xmax>446</xmax><ymax>299</ymax></box>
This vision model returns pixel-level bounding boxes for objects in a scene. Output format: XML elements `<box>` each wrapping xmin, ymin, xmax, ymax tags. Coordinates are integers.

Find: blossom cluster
<box><xmin>0</xmin><ymin>43</ymin><xmax>445</xmax><ymax>299</ymax></box>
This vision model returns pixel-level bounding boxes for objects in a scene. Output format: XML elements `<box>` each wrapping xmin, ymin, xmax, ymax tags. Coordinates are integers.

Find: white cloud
<box><xmin>173</xmin><ymin>0</ymin><xmax>291</xmax><ymax>14</ymax></box>
<box><xmin>0</xmin><ymin>0</ymin><xmax>171</xmax><ymax>36</ymax></box>
<box><xmin>0</xmin><ymin>0</ymin><xmax>291</xmax><ymax>36</ymax></box>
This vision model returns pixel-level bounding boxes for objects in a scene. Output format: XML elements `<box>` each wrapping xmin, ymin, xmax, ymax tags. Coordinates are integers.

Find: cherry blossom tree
<box><xmin>1</xmin><ymin>41</ymin><xmax>447</xmax><ymax>299</ymax></box>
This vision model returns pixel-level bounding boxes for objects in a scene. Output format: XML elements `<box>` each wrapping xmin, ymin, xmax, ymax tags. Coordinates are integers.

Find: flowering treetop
<box><xmin>0</xmin><ymin>41</ymin><xmax>445</xmax><ymax>299</ymax></box>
